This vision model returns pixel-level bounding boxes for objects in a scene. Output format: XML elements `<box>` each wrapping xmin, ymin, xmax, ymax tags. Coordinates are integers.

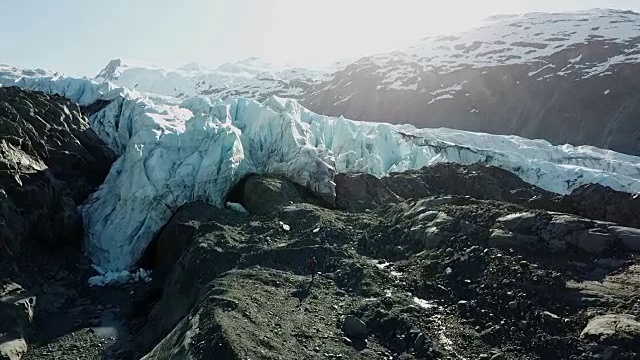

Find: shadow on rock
<box><xmin>291</xmin><ymin>282</ymin><xmax>311</xmax><ymax>306</ymax></box>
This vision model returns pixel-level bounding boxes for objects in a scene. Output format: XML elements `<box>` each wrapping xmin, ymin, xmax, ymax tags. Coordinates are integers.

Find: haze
<box><xmin>1</xmin><ymin>0</ymin><xmax>639</xmax><ymax>76</ymax></box>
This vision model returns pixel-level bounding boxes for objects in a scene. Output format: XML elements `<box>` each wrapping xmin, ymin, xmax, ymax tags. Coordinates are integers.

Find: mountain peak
<box><xmin>95</xmin><ymin>58</ymin><xmax>163</xmax><ymax>80</ymax></box>
<box><xmin>177</xmin><ymin>62</ymin><xmax>204</xmax><ymax>72</ymax></box>
<box><xmin>95</xmin><ymin>58</ymin><xmax>122</xmax><ymax>80</ymax></box>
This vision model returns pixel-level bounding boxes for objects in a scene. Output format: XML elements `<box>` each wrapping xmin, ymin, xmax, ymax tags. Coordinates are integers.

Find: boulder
<box><xmin>581</xmin><ymin>314</ymin><xmax>640</xmax><ymax>344</ymax></box>
<box><xmin>139</xmin><ymin>202</ymin><xmax>226</xmax><ymax>285</ymax></box>
<box><xmin>413</xmin><ymin>332</ymin><xmax>426</xmax><ymax>349</ymax></box>
<box><xmin>602</xmin><ymin>346</ymin><xmax>619</xmax><ymax>360</ymax></box>
<box><xmin>410</xmin><ymin>225</ymin><xmax>445</xmax><ymax>249</ymax></box>
<box><xmin>489</xmin><ymin>229</ymin><xmax>517</xmax><ymax>247</ymax></box>
<box><xmin>541</xmin><ymin>311</ymin><xmax>561</xmax><ymax>324</ymax></box>
<box><xmin>0</xmin><ymin>336</ymin><xmax>26</xmax><ymax>360</ymax></box>
<box><xmin>0</xmin><ymin>284</ymin><xmax>35</xmax><ymax>337</ymax></box>
<box><xmin>574</xmin><ymin>229</ymin><xmax>616</xmax><ymax>253</ymax></box>
<box><xmin>594</xmin><ymin>258</ymin><xmax>626</xmax><ymax>269</ymax></box>
<box><xmin>342</xmin><ymin>315</ymin><xmax>368</xmax><ymax>339</ymax></box>
<box><xmin>403</xmin><ymin>198</ymin><xmax>456</xmax><ymax>220</ymax></box>
<box><xmin>608</xmin><ymin>226</ymin><xmax>640</xmax><ymax>252</ymax></box>
<box><xmin>334</xmin><ymin>173</ymin><xmax>402</xmax><ymax>211</ymax></box>
<box><xmin>543</xmin><ymin>214</ymin><xmax>591</xmax><ymax>240</ymax></box>
<box><xmin>495</xmin><ymin>212</ymin><xmax>540</xmax><ymax>232</ymax></box>
<box><xmin>491</xmin><ymin>210</ymin><xmax>629</xmax><ymax>253</ymax></box>
<box><xmin>567</xmin><ymin>184</ymin><xmax>640</xmax><ymax>229</ymax></box>
<box><xmin>225</xmin><ymin>202</ymin><xmax>248</xmax><ymax>214</ymax></box>
<box><xmin>227</xmin><ymin>175</ymin><xmax>310</xmax><ymax>215</ymax></box>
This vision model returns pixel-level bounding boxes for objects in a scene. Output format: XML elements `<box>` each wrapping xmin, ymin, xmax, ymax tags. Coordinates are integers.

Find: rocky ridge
<box><xmin>0</xmin><ymin>87</ymin><xmax>116</xmax><ymax>359</ymax></box>
<box><xmin>0</xmin><ymin>86</ymin><xmax>115</xmax><ymax>271</ymax></box>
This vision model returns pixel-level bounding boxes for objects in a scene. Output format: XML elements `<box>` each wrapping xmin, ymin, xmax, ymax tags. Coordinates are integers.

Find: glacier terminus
<box><xmin>2</xmin><ymin>64</ymin><xmax>640</xmax><ymax>278</ymax></box>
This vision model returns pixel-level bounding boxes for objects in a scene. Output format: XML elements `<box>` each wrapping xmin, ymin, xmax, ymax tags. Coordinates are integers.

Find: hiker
<box><xmin>308</xmin><ymin>256</ymin><xmax>317</xmax><ymax>281</ymax></box>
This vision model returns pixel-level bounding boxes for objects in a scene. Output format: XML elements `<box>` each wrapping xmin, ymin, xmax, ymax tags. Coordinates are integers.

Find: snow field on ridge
<box><xmin>349</xmin><ymin>9</ymin><xmax>640</xmax><ymax>93</ymax></box>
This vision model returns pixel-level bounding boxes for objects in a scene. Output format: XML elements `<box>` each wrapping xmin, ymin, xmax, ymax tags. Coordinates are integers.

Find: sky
<box><xmin>1</xmin><ymin>0</ymin><xmax>639</xmax><ymax>76</ymax></box>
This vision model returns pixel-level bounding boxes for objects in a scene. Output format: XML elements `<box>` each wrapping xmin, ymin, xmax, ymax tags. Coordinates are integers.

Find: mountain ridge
<box><xmin>92</xmin><ymin>8</ymin><xmax>640</xmax><ymax>155</ymax></box>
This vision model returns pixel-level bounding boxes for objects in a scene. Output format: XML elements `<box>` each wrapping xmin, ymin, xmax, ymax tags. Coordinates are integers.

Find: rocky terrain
<box><xmin>2</xmin><ymin>89</ymin><xmax>640</xmax><ymax>360</ymax></box>
<box><xmin>0</xmin><ymin>87</ymin><xmax>117</xmax><ymax>359</ymax></box>
<box><xmin>0</xmin><ymin>86</ymin><xmax>115</xmax><ymax>259</ymax></box>
<box><xmin>130</xmin><ymin>170</ymin><xmax>640</xmax><ymax>360</ymax></box>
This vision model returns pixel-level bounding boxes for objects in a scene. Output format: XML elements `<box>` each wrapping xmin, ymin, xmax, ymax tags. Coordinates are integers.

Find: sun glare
<box><xmin>259</xmin><ymin>0</ymin><xmax>506</xmax><ymax>67</ymax></box>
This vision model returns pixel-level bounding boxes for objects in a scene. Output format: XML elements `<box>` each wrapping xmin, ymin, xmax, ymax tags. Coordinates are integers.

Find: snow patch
<box><xmin>528</xmin><ymin>64</ymin><xmax>555</xmax><ymax>77</ymax></box>
<box><xmin>569</xmin><ymin>54</ymin><xmax>583</xmax><ymax>63</ymax></box>
<box><xmin>431</xmin><ymin>81</ymin><xmax>467</xmax><ymax>96</ymax></box>
<box><xmin>334</xmin><ymin>91</ymin><xmax>357</xmax><ymax>105</ymax></box>
<box><xmin>414</xmin><ymin>297</ymin><xmax>439</xmax><ymax>309</ymax></box>
<box><xmin>428</xmin><ymin>94</ymin><xmax>455</xmax><ymax>104</ymax></box>
<box><xmin>279</xmin><ymin>221</ymin><xmax>291</xmax><ymax>231</ymax></box>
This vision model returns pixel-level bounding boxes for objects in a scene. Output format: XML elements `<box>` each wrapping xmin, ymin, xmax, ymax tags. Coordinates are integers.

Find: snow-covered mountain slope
<box><xmin>360</xmin><ymin>8</ymin><xmax>640</xmax><ymax>78</ymax></box>
<box><xmin>304</xmin><ymin>9</ymin><xmax>640</xmax><ymax>155</ymax></box>
<box><xmin>95</xmin><ymin>57</ymin><xmax>334</xmax><ymax>101</ymax></box>
<box><xmin>93</xmin><ymin>10</ymin><xmax>640</xmax><ymax>155</ymax></box>
<box><xmin>3</xmin><ymin>65</ymin><xmax>640</xmax><ymax>273</ymax></box>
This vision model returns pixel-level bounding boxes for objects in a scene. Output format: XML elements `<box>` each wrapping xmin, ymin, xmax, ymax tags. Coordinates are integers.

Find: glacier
<box><xmin>2</xmin><ymin>64</ymin><xmax>640</xmax><ymax>272</ymax></box>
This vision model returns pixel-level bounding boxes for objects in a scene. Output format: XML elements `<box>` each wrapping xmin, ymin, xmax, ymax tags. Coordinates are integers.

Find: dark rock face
<box><xmin>566</xmin><ymin>183</ymin><xmax>640</xmax><ymax>229</ymax></box>
<box><xmin>305</xmin><ymin>58</ymin><xmax>640</xmax><ymax>156</ymax></box>
<box><xmin>335</xmin><ymin>163</ymin><xmax>565</xmax><ymax>214</ymax></box>
<box><xmin>381</xmin><ymin>163</ymin><xmax>563</xmax><ymax>205</ymax></box>
<box><xmin>136</xmin><ymin>205</ymin><xmax>245</xmax><ymax>352</ymax></box>
<box><xmin>138</xmin><ymin>202</ymin><xmax>228</xmax><ymax>285</ymax></box>
<box><xmin>0</xmin><ymin>87</ymin><xmax>115</xmax><ymax>275</ymax></box>
<box><xmin>334</xmin><ymin>173</ymin><xmax>402</xmax><ymax>211</ymax></box>
<box><xmin>335</xmin><ymin>163</ymin><xmax>640</xmax><ymax>231</ymax></box>
<box><xmin>0</xmin><ymin>282</ymin><xmax>34</xmax><ymax>360</ymax></box>
<box><xmin>227</xmin><ymin>174</ymin><xmax>328</xmax><ymax>215</ymax></box>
